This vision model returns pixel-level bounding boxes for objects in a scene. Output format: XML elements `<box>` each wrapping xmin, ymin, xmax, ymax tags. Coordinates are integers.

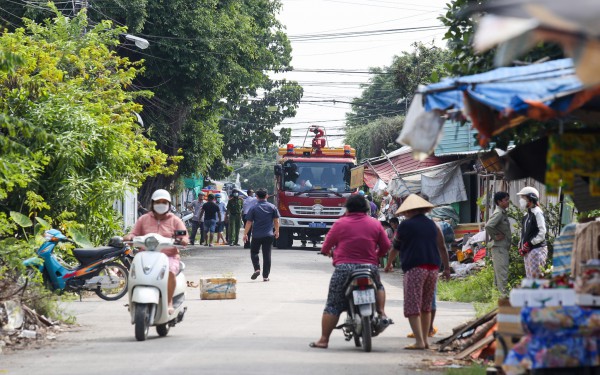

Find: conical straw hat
<box><xmin>396</xmin><ymin>194</ymin><xmax>434</xmax><ymax>214</ymax></box>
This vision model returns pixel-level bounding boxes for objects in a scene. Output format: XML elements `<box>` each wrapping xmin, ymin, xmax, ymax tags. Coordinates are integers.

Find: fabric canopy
<box><xmin>402</xmin><ymin>58</ymin><xmax>600</xmax><ymax>149</ymax></box>
<box><xmin>386</xmin><ymin>161</ymin><xmax>467</xmax><ymax>205</ymax></box>
<box><xmin>470</xmin><ymin>0</ymin><xmax>600</xmax><ymax>86</ymax></box>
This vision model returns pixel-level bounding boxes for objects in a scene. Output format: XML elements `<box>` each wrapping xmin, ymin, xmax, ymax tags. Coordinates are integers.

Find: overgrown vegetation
<box><xmin>438</xmin><ymin>202</ymin><xmax>561</xmax><ymax>314</ymax></box>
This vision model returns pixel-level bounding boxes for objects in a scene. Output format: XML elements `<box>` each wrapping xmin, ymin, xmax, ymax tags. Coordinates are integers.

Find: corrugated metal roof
<box><xmin>363</xmin><ymin>146</ymin><xmax>451</xmax><ymax>186</ymax></box>
<box><xmin>434</xmin><ymin>121</ymin><xmax>483</xmax><ymax>156</ymax></box>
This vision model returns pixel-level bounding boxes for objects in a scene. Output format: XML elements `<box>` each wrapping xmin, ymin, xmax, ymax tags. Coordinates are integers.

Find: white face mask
<box><xmin>154</xmin><ymin>203</ymin><xmax>169</xmax><ymax>214</ymax></box>
<box><xmin>519</xmin><ymin>198</ymin><xmax>528</xmax><ymax>209</ymax></box>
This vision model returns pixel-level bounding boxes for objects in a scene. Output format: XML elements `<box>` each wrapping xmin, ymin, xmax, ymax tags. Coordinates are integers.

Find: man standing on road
<box><xmin>215</xmin><ymin>193</ymin><xmax>227</xmax><ymax>245</ymax></box>
<box><xmin>189</xmin><ymin>191</ymin><xmax>205</xmax><ymax>245</ymax></box>
<box><xmin>200</xmin><ymin>194</ymin><xmax>221</xmax><ymax>247</ymax></box>
<box><xmin>485</xmin><ymin>191</ymin><xmax>511</xmax><ymax>295</ymax></box>
<box><xmin>243</xmin><ymin>189</ymin><xmax>280</xmax><ymax>282</ymax></box>
<box><xmin>226</xmin><ymin>191</ymin><xmax>244</xmax><ymax>246</ymax></box>
<box><xmin>242</xmin><ymin>189</ymin><xmax>257</xmax><ymax>248</ymax></box>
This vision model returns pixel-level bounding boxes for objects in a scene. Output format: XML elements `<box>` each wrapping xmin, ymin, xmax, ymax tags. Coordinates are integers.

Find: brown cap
<box><xmin>395</xmin><ymin>194</ymin><xmax>434</xmax><ymax>214</ymax></box>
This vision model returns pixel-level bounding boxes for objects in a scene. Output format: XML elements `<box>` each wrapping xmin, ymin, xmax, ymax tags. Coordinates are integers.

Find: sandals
<box><xmin>263</xmin><ymin>278</ymin><xmax>269</xmax><ymax>282</ymax></box>
<box><xmin>407</xmin><ymin>326</ymin><xmax>437</xmax><ymax>338</ymax></box>
<box><xmin>186</xmin><ymin>281</ymin><xmax>199</xmax><ymax>288</ymax></box>
<box><xmin>309</xmin><ymin>342</ymin><xmax>327</xmax><ymax>349</ymax></box>
<box><xmin>404</xmin><ymin>344</ymin><xmax>426</xmax><ymax>350</ymax></box>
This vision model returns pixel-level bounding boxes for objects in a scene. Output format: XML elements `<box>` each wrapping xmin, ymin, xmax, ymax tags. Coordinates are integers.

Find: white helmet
<box><xmin>517</xmin><ymin>186</ymin><xmax>539</xmax><ymax>201</ymax></box>
<box><xmin>151</xmin><ymin>189</ymin><xmax>172</xmax><ymax>202</ymax></box>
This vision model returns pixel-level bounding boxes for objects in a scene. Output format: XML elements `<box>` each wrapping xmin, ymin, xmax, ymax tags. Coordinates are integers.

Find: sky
<box><xmin>273</xmin><ymin>0</ymin><xmax>450</xmax><ymax>146</ymax></box>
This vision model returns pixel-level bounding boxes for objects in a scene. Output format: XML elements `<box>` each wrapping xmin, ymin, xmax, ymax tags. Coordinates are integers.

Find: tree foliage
<box><xmin>344</xmin><ymin>43</ymin><xmax>451</xmax><ymax>159</ymax></box>
<box><xmin>0</xmin><ymin>9</ymin><xmax>173</xmax><ymax>244</ymax></box>
<box><xmin>0</xmin><ymin>0</ymin><xmax>302</xmax><ymax>202</ymax></box>
<box><xmin>345</xmin><ymin>116</ymin><xmax>405</xmax><ymax>161</ymax></box>
<box><xmin>346</xmin><ymin>43</ymin><xmax>451</xmax><ymax>128</ymax></box>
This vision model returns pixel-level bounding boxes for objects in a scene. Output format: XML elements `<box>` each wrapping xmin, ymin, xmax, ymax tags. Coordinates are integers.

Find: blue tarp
<box><xmin>422</xmin><ymin>58</ymin><xmax>583</xmax><ymax>115</ymax></box>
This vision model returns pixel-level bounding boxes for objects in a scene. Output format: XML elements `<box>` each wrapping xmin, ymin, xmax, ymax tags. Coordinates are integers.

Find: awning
<box><xmin>469</xmin><ymin>0</ymin><xmax>600</xmax><ymax>86</ymax></box>
<box><xmin>399</xmin><ymin>58</ymin><xmax>600</xmax><ymax>151</ymax></box>
<box><xmin>386</xmin><ymin>161</ymin><xmax>468</xmax><ymax>205</ymax></box>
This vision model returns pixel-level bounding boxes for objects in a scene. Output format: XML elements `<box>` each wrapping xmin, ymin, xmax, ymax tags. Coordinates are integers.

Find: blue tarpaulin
<box><xmin>400</xmin><ymin>58</ymin><xmax>600</xmax><ymax>149</ymax></box>
<box><xmin>422</xmin><ymin>58</ymin><xmax>583</xmax><ymax>115</ymax></box>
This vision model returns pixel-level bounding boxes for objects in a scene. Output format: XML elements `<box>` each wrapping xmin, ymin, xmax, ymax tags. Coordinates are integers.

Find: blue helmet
<box><xmin>215</xmin><ymin>193</ymin><xmax>221</xmax><ymax>198</ymax></box>
<box><xmin>358</xmin><ymin>190</ymin><xmax>365</xmax><ymax>196</ymax></box>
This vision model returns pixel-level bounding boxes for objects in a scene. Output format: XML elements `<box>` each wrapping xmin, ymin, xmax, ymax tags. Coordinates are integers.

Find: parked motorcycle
<box><xmin>23</xmin><ymin>229</ymin><xmax>130</xmax><ymax>301</ymax></box>
<box><xmin>127</xmin><ymin>232</ymin><xmax>187</xmax><ymax>341</ymax></box>
<box><xmin>337</xmin><ymin>268</ymin><xmax>392</xmax><ymax>352</ymax></box>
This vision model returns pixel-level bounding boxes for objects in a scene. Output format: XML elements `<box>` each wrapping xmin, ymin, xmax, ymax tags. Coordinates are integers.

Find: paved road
<box><xmin>1</xmin><ymin>243</ymin><xmax>474</xmax><ymax>375</ymax></box>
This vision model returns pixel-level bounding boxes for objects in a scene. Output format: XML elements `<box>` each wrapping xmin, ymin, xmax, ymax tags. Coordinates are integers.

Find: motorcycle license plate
<box><xmin>308</xmin><ymin>222</ymin><xmax>326</xmax><ymax>228</ymax></box>
<box><xmin>353</xmin><ymin>289</ymin><xmax>375</xmax><ymax>305</ymax></box>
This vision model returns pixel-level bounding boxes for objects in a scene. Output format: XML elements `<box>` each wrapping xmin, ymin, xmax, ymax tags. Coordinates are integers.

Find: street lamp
<box><xmin>123</xmin><ymin>34</ymin><xmax>149</xmax><ymax>50</ymax></box>
<box><xmin>233</xmin><ymin>162</ymin><xmax>250</xmax><ymax>173</ymax></box>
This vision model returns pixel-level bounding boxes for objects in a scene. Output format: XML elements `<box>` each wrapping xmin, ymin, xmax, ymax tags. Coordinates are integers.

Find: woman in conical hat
<box><xmin>384</xmin><ymin>194</ymin><xmax>450</xmax><ymax>350</ymax></box>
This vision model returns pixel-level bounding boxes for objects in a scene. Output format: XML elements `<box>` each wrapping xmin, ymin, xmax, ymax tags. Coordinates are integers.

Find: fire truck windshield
<box><xmin>282</xmin><ymin>162</ymin><xmax>352</xmax><ymax>193</ymax></box>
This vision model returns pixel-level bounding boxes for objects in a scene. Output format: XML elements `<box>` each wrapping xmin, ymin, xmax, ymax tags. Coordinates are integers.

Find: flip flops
<box><xmin>186</xmin><ymin>281</ymin><xmax>199</xmax><ymax>288</ymax></box>
<box><xmin>404</xmin><ymin>344</ymin><xmax>426</xmax><ymax>350</ymax></box>
<box><xmin>407</xmin><ymin>326</ymin><xmax>437</xmax><ymax>338</ymax></box>
<box><xmin>251</xmin><ymin>271</ymin><xmax>260</xmax><ymax>280</ymax></box>
<box><xmin>308</xmin><ymin>342</ymin><xmax>327</xmax><ymax>349</ymax></box>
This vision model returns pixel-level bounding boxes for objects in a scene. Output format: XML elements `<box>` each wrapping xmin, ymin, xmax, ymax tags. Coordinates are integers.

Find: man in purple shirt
<box><xmin>243</xmin><ymin>189</ymin><xmax>280</xmax><ymax>282</ymax></box>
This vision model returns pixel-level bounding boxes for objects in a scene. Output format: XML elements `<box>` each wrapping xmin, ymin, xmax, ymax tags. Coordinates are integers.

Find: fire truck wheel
<box><xmin>276</xmin><ymin>228</ymin><xmax>293</xmax><ymax>249</ymax></box>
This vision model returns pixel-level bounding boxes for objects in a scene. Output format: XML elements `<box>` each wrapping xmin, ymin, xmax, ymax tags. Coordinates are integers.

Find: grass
<box><xmin>438</xmin><ymin>265</ymin><xmax>501</xmax><ymax>317</ymax></box>
<box><xmin>445</xmin><ymin>364</ymin><xmax>488</xmax><ymax>375</ymax></box>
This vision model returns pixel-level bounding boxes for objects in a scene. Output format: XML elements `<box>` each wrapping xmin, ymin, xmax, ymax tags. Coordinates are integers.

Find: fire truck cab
<box><xmin>273</xmin><ymin>126</ymin><xmax>357</xmax><ymax>249</ymax></box>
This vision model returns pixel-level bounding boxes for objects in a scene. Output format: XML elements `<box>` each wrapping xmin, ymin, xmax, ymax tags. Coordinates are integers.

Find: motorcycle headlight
<box><xmin>144</xmin><ymin>236</ymin><xmax>159</xmax><ymax>251</ymax></box>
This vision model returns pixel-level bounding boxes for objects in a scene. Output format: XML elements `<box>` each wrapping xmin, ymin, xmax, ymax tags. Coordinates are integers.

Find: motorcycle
<box><xmin>337</xmin><ymin>268</ymin><xmax>392</xmax><ymax>352</ymax></box>
<box><xmin>23</xmin><ymin>229</ymin><xmax>130</xmax><ymax>301</ymax></box>
<box><xmin>127</xmin><ymin>232</ymin><xmax>187</xmax><ymax>341</ymax></box>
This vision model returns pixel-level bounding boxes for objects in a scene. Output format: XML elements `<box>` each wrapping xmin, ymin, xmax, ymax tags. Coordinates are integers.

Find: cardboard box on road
<box><xmin>200</xmin><ymin>277</ymin><xmax>236</xmax><ymax>300</ymax></box>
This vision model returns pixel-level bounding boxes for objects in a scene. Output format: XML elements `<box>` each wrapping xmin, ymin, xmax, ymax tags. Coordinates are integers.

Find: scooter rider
<box><xmin>124</xmin><ymin>189</ymin><xmax>189</xmax><ymax>314</ymax></box>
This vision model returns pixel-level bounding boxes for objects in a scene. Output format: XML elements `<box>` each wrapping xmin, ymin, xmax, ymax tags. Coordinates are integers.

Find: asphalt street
<box><xmin>1</xmin><ymin>243</ymin><xmax>475</xmax><ymax>375</ymax></box>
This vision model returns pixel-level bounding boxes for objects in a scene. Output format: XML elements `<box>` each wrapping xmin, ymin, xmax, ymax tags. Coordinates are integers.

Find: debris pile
<box><xmin>436</xmin><ymin>309</ymin><xmax>498</xmax><ymax>361</ymax></box>
<box><xmin>0</xmin><ymin>300</ymin><xmax>62</xmax><ymax>354</ymax></box>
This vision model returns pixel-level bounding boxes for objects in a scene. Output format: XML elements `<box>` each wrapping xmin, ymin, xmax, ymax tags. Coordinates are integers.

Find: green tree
<box><xmin>346</xmin><ymin>42</ymin><xmax>451</xmax><ymax>128</ymax></box>
<box><xmin>0</xmin><ymin>1</ymin><xmax>303</xmax><ymax>202</ymax></box>
<box><xmin>0</xmin><ymin>9</ymin><xmax>173</xmax><ymax>243</ymax></box>
<box><xmin>345</xmin><ymin>116</ymin><xmax>405</xmax><ymax>161</ymax></box>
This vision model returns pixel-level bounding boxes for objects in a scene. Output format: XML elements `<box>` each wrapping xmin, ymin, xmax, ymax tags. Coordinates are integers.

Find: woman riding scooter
<box><xmin>124</xmin><ymin>189</ymin><xmax>189</xmax><ymax>314</ymax></box>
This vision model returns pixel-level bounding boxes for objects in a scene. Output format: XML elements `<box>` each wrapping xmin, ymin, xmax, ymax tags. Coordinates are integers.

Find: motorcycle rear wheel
<box><xmin>361</xmin><ymin>316</ymin><xmax>372</xmax><ymax>352</ymax></box>
<box><xmin>95</xmin><ymin>262</ymin><xmax>128</xmax><ymax>301</ymax></box>
<box><xmin>134</xmin><ymin>303</ymin><xmax>151</xmax><ymax>341</ymax></box>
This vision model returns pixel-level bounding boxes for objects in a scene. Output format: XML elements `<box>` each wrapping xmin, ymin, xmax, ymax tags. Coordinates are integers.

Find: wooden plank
<box><xmin>436</xmin><ymin>308</ymin><xmax>498</xmax><ymax>350</ymax></box>
<box><xmin>454</xmin><ymin>335</ymin><xmax>495</xmax><ymax>360</ymax></box>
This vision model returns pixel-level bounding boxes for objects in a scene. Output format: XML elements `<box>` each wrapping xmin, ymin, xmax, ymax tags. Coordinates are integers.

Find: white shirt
<box><xmin>243</xmin><ymin>196</ymin><xmax>257</xmax><ymax>215</ymax></box>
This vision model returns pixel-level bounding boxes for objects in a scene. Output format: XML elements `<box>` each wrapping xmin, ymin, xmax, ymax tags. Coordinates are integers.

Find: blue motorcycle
<box><xmin>23</xmin><ymin>229</ymin><xmax>131</xmax><ymax>301</ymax></box>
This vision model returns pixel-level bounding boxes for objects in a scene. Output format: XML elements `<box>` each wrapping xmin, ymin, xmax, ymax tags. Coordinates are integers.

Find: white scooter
<box><xmin>128</xmin><ymin>232</ymin><xmax>187</xmax><ymax>341</ymax></box>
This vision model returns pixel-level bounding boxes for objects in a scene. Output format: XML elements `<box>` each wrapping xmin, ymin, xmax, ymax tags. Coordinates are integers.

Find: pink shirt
<box><xmin>321</xmin><ymin>212</ymin><xmax>391</xmax><ymax>266</ymax></box>
<box><xmin>129</xmin><ymin>212</ymin><xmax>187</xmax><ymax>257</ymax></box>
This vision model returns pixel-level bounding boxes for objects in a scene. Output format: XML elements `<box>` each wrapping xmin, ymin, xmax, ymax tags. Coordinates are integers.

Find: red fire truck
<box><xmin>273</xmin><ymin>126</ymin><xmax>357</xmax><ymax>249</ymax></box>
